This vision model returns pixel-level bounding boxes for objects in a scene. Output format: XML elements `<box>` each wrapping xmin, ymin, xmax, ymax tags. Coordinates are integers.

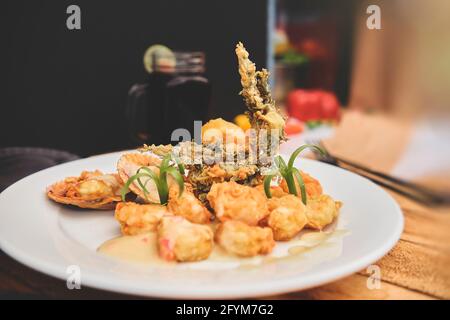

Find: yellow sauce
<box><xmin>98</xmin><ymin>232</ymin><xmax>170</xmax><ymax>266</ymax></box>
<box><xmin>97</xmin><ymin>225</ymin><xmax>349</xmax><ymax>269</ymax></box>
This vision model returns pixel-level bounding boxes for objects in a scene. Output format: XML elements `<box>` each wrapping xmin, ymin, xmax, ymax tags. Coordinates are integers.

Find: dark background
<box><xmin>0</xmin><ymin>0</ymin><xmax>268</xmax><ymax>156</ymax></box>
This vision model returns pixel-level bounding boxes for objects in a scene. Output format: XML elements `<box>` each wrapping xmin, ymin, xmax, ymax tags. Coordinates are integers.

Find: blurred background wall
<box><xmin>349</xmin><ymin>0</ymin><xmax>450</xmax><ymax>118</ymax></box>
<box><xmin>273</xmin><ymin>0</ymin><xmax>357</xmax><ymax>106</ymax></box>
<box><xmin>0</xmin><ymin>0</ymin><xmax>268</xmax><ymax>156</ymax></box>
<box><xmin>2</xmin><ymin>0</ymin><xmax>449</xmax><ymax>157</ymax></box>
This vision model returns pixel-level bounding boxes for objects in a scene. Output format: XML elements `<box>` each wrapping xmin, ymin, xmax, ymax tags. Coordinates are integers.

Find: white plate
<box><xmin>0</xmin><ymin>151</ymin><xmax>403</xmax><ymax>298</ymax></box>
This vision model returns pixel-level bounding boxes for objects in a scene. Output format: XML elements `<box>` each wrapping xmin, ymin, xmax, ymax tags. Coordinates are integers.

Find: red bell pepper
<box><xmin>287</xmin><ymin>89</ymin><xmax>340</xmax><ymax>122</ymax></box>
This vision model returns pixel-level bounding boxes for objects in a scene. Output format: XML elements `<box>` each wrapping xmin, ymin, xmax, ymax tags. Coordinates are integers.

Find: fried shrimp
<box><xmin>215</xmin><ymin>220</ymin><xmax>275</xmax><ymax>257</ymax></box>
<box><xmin>305</xmin><ymin>194</ymin><xmax>342</xmax><ymax>230</ymax></box>
<box><xmin>157</xmin><ymin>216</ymin><xmax>214</xmax><ymax>262</ymax></box>
<box><xmin>114</xmin><ymin>202</ymin><xmax>171</xmax><ymax>235</ymax></box>
<box><xmin>280</xmin><ymin>171</ymin><xmax>323</xmax><ymax>199</ymax></box>
<box><xmin>47</xmin><ymin>170</ymin><xmax>122</xmax><ymax>209</ymax></box>
<box><xmin>201</xmin><ymin>118</ymin><xmax>246</xmax><ymax>145</ymax></box>
<box><xmin>167</xmin><ymin>186</ymin><xmax>211</xmax><ymax>224</ymax></box>
<box><xmin>255</xmin><ymin>184</ymin><xmax>288</xmax><ymax>198</ymax></box>
<box><xmin>266</xmin><ymin>194</ymin><xmax>307</xmax><ymax>241</ymax></box>
<box><xmin>52</xmin><ymin>43</ymin><xmax>345</xmax><ymax>266</ymax></box>
<box><xmin>207</xmin><ymin>181</ymin><xmax>269</xmax><ymax>226</ymax></box>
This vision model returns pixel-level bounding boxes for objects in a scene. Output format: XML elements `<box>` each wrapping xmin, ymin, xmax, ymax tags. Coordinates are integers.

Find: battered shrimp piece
<box><xmin>280</xmin><ymin>171</ymin><xmax>323</xmax><ymax>199</ymax></box>
<box><xmin>115</xmin><ymin>202</ymin><xmax>171</xmax><ymax>235</ymax></box>
<box><xmin>255</xmin><ymin>184</ymin><xmax>288</xmax><ymax>198</ymax></box>
<box><xmin>157</xmin><ymin>216</ymin><xmax>214</xmax><ymax>262</ymax></box>
<box><xmin>207</xmin><ymin>181</ymin><xmax>269</xmax><ymax>226</ymax></box>
<box><xmin>168</xmin><ymin>186</ymin><xmax>211</xmax><ymax>224</ymax></box>
<box><xmin>47</xmin><ymin>170</ymin><xmax>122</xmax><ymax>209</ymax></box>
<box><xmin>266</xmin><ymin>194</ymin><xmax>308</xmax><ymax>241</ymax></box>
<box><xmin>215</xmin><ymin>220</ymin><xmax>275</xmax><ymax>257</ymax></box>
<box><xmin>305</xmin><ymin>194</ymin><xmax>341</xmax><ymax>230</ymax></box>
<box><xmin>202</xmin><ymin>118</ymin><xmax>246</xmax><ymax>145</ymax></box>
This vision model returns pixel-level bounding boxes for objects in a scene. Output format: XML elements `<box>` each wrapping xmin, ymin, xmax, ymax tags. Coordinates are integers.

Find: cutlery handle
<box><xmin>309</xmin><ymin>140</ymin><xmax>450</xmax><ymax>206</ymax></box>
<box><xmin>338</xmin><ymin>161</ymin><xmax>450</xmax><ymax>206</ymax></box>
<box><xmin>335</xmin><ymin>156</ymin><xmax>434</xmax><ymax>195</ymax></box>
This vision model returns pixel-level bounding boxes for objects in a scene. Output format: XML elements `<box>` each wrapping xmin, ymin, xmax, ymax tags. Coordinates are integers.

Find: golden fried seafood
<box><xmin>280</xmin><ymin>171</ymin><xmax>323</xmax><ymax>199</ymax></box>
<box><xmin>157</xmin><ymin>216</ymin><xmax>214</xmax><ymax>262</ymax></box>
<box><xmin>215</xmin><ymin>220</ymin><xmax>275</xmax><ymax>257</ymax></box>
<box><xmin>117</xmin><ymin>153</ymin><xmax>172</xmax><ymax>203</ymax></box>
<box><xmin>139</xmin><ymin>141</ymin><xmax>265</xmax><ymax>205</ymax></box>
<box><xmin>115</xmin><ymin>202</ymin><xmax>171</xmax><ymax>235</ymax></box>
<box><xmin>255</xmin><ymin>184</ymin><xmax>288</xmax><ymax>198</ymax></box>
<box><xmin>207</xmin><ymin>181</ymin><xmax>269</xmax><ymax>226</ymax></box>
<box><xmin>167</xmin><ymin>186</ymin><xmax>211</xmax><ymax>224</ymax></box>
<box><xmin>47</xmin><ymin>170</ymin><xmax>122</xmax><ymax>209</ymax></box>
<box><xmin>305</xmin><ymin>194</ymin><xmax>342</xmax><ymax>230</ymax></box>
<box><xmin>235</xmin><ymin>42</ymin><xmax>286</xmax><ymax>140</ymax></box>
<box><xmin>202</xmin><ymin>118</ymin><xmax>246</xmax><ymax>145</ymax></box>
<box><xmin>266</xmin><ymin>195</ymin><xmax>307</xmax><ymax>241</ymax></box>
<box><xmin>187</xmin><ymin>161</ymin><xmax>262</xmax><ymax>205</ymax></box>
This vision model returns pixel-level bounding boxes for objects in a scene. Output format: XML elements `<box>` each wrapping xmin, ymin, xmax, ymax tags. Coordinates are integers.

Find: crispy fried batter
<box><xmin>280</xmin><ymin>171</ymin><xmax>323</xmax><ymax>199</ymax></box>
<box><xmin>235</xmin><ymin>42</ymin><xmax>286</xmax><ymax>140</ymax></box>
<box><xmin>255</xmin><ymin>184</ymin><xmax>288</xmax><ymax>198</ymax></box>
<box><xmin>47</xmin><ymin>170</ymin><xmax>122</xmax><ymax>209</ymax></box>
<box><xmin>305</xmin><ymin>194</ymin><xmax>341</xmax><ymax>230</ymax></box>
<box><xmin>188</xmin><ymin>161</ymin><xmax>263</xmax><ymax>206</ymax></box>
<box><xmin>196</xmin><ymin>163</ymin><xmax>259</xmax><ymax>183</ymax></box>
<box><xmin>114</xmin><ymin>202</ymin><xmax>171</xmax><ymax>235</ymax></box>
<box><xmin>207</xmin><ymin>181</ymin><xmax>269</xmax><ymax>226</ymax></box>
<box><xmin>157</xmin><ymin>216</ymin><xmax>214</xmax><ymax>262</ymax></box>
<box><xmin>139</xmin><ymin>143</ymin><xmax>173</xmax><ymax>157</ymax></box>
<box><xmin>139</xmin><ymin>143</ymin><xmax>264</xmax><ymax>205</ymax></box>
<box><xmin>48</xmin><ymin>42</ymin><xmax>343</xmax><ymax>265</ymax></box>
<box><xmin>215</xmin><ymin>220</ymin><xmax>275</xmax><ymax>257</ymax></box>
<box><xmin>167</xmin><ymin>186</ymin><xmax>211</xmax><ymax>224</ymax></box>
<box><xmin>265</xmin><ymin>194</ymin><xmax>307</xmax><ymax>241</ymax></box>
<box><xmin>202</xmin><ymin>118</ymin><xmax>246</xmax><ymax>145</ymax></box>
<box><xmin>134</xmin><ymin>43</ymin><xmax>287</xmax><ymax>208</ymax></box>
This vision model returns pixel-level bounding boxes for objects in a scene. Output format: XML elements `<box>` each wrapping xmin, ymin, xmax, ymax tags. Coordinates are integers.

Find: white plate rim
<box><xmin>0</xmin><ymin>153</ymin><xmax>404</xmax><ymax>299</ymax></box>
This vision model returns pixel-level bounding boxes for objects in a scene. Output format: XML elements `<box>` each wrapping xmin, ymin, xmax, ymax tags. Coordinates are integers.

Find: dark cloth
<box><xmin>0</xmin><ymin>147</ymin><xmax>79</xmax><ymax>192</ymax></box>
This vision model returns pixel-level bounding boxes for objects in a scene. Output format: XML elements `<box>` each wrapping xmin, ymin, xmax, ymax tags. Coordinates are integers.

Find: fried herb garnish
<box><xmin>235</xmin><ymin>42</ymin><xmax>286</xmax><ymax>141</ymax></box>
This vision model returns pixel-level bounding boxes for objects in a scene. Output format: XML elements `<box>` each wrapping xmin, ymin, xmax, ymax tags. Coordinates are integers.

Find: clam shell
<box><xmin>46</xmin><ymin>171</ymin><xmax>122</xmax><ymax>209</ymax></box>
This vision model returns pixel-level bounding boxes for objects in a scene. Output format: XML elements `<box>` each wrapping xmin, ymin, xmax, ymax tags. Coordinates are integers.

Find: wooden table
<box><xmin>1</xmin><ymin>176</ymin><xmax>449</xmax><ymax>300</ymax></box>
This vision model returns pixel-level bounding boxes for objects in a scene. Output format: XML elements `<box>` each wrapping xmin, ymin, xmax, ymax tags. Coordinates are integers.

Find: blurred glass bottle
<box><xmin>126</xmin><ymin>45</ymin><xmax>211</xmax><ymax>145</ymax></box>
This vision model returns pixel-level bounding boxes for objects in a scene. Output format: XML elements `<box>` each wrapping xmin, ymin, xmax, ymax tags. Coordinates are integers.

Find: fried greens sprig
<box><xmin>235</xmin><ymin>42</ymin><xmax>286</xmax><ymax>141</ymax></box>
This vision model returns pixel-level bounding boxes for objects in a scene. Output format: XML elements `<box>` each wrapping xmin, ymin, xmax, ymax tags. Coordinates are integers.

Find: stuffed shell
<box><xmin>47</xmin><ymin>170</ymin><xmax>122</xmax><ymax>209</ymax></box>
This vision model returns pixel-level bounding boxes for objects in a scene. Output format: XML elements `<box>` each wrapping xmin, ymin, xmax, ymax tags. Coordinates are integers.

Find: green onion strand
<box><xmin>275</xmin><ymin>155</ymin><xmax>288</xmax><ymax>173</ymax></box>
<box><xmin>165</xmin><ymin>167</ymin><xmax>185</xmax><ymax>197</ymax></box>
<box><xmin>263</xmin><ymin>174</ymin><xmax>276</xmax><ymax>198</ymax></box>
<box><xmin>137</xmin><ymin>167</ymin><xmax>161</xmax><ymax>201</ymax></box>
<box><xmin>171</xmin><ymin>153</ymin><xmax>186</xmax><ymax>175</ymax></box>
<box><xmin>265</xmin><ymin>144</ymin><xmax>321</xmax><ymax>202</ymax></box>
<box><xmin>120</xmin><ymin>153</ymin><xmax>185</xmax><ymax>205</ymax></box>
<box><xmin>292</xmin><ymin>167</ymin><xmax>307</xmax><ymax>205</ymax></box>
<box><xmin>284</xmin><ymin>173</ymin><xmax>298</xmax><ymax>196</ymax></box>
<box><xmin>288</xmin><ymin>144</ymin><xmax>325</xmax><ymax>169</ymax></box>
<box><xmin>120</xmin><ymin>172</ymin><xmax>154</xmax><ymax>202</ymax></box>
